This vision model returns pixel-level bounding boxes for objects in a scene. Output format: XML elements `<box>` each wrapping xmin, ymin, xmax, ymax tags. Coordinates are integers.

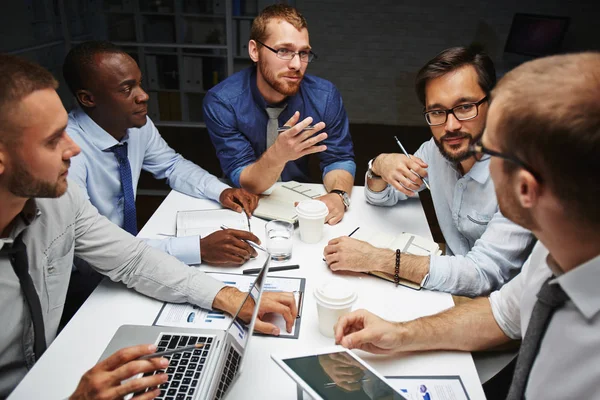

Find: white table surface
<box><xmin>10</xmin><ymin>185</ymin><xmax>486</xmax><ymax>400</ymax></box>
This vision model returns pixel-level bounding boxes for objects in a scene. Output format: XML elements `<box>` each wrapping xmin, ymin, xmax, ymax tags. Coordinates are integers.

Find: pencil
<box><xmin>139</xmin><ymin>343</ymin><xmax>204</xmax><ymax>360</ymax></box>
<box><xmin>393</xmin><ymin>136</ymin><xmax>431</xmax><ymax>190</ymax></box>
<box><xmin>220</xmin><ymin>224</ymin><xmax>269</xmax><ymax>253</ymax></box>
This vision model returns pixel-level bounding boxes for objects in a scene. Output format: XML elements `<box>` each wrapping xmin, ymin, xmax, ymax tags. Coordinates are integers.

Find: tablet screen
<box><xmin>282</xmin><ymin>351</ymin><xmax>406</xmax><ymax>400</ymax></box>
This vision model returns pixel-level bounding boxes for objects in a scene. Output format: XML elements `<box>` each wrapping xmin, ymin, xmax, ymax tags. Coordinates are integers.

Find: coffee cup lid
<box><xmin>314</xmin><ymin>279</ymin><xmax>357</xmax><ymax>309</ymax></box>
<box><xmin>296</xmin><ymin>200</ymin><xmax>328</xmax><ymax>218</ymax></box>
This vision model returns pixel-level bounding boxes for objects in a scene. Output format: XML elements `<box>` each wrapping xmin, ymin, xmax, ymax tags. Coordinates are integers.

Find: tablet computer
<box><xmin>272</xmin><ymin>346</ymin><xmax>406</xmax><ymax>400</ymax></box>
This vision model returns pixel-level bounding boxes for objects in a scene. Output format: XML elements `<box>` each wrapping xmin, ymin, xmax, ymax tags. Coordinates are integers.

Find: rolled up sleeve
<box><xmin>489</xmin><ymin>268</ymin><xmax>526</xmax><ymax>340</ymax></box>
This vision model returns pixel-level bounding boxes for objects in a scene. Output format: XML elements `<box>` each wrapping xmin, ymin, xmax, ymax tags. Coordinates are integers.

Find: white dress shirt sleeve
<box><xmin>142</xmin><ymin>235</ymin><xmax>202</xmax><ymax>265</ymax></box>
<box><xmin>72</xmin><ymin>184</ymin><xmax>225</xmax><ymax>310</ymax></box>
<box><xmin>141</xmin><ymin>119</ymin><xmax>230</xmax><ymax>202</ymax></box>
<box><xmin>489</xmin><ymin>257</ymin><xmax>528</xmax><ymax>340</ymax></box>
<box><xmin>426</xmin><ymin>211</ymin><xmax>535</xmax><ymax>296</ymax></box>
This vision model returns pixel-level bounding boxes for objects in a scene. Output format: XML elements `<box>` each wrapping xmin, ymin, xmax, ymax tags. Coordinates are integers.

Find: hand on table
<box><xmin>318</xmin><ymin>352</ymin><xmax>366</xmax><ymax>392</ymax></box>
<box><xmin>271</xmin><ymin>111</ymin><xmax>328</xmax><ymax>163</ymax></box>
<box><xmin>334</xmin><ymin>309</ymin><xmax>403</xmax><ymax>355</ymax></box>
<box><xmin>372</xmin><ymin>153</ymin><xmax>428</xmax><ymax>196</ymax></box>
<box><xmin>70</xmin><ymin>344</ymin><xmax>168</xmax><ymax>400</ymax></box>
<box><xmin>315</xmin><ymin>193</ymin><xmax>346</xmax><ymax>225</ymax></box>
<box><xmin>200</xmin><ymin>229</ymin><xmax>259</xmax><ymax>266</ymax></box>
<box><xmin>219</xmin><ymin>188</ymin><xmax>259</xmax><ymax>216</ymax></box>
<box><xmin>323</xmin><ymin>236</ymin><xmax>392</xmax><ymax>272</ymax></box>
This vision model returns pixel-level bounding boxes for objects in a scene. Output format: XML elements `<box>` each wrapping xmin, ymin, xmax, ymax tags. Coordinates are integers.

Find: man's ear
<box><xmin>76</xmin><ymin>89</ymin><xmax>95</xmax><ymax>108</ymax></box>
<box><xmin>516</xmin><ymin>169</ymin><xmax>540</xmax><ymax>210</ymax></box>
<box><xmin>249</xmin><ymin>40</ymin><xmax>259</xmax><ymax>63</ymax></box>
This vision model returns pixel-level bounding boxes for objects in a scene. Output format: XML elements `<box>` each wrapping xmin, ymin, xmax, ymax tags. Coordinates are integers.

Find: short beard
<box><xmin>257</xmin><ymin>57</ymin><xmax>303</xmax><ymax>97</ymax></box>
<box><xmin>433</xmin><ymin>130</ymin><xmax>483</xmax><ymax>163</ymax></box>
<box><xmin>7</xmin><ymin>160</ymin><xmax>67</xmax><ymax>198</ymax></box>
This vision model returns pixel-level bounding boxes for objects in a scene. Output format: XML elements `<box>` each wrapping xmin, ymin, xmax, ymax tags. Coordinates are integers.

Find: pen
<box><xmin>348</xmin><ymin>227</ymin><xmax>359</xmax><ymax>237</ymax></box>
<box><xmin>393</xmin><ymin>136</ymin><xmax>431</xmax><ymax>190</ymax></box>
<box><xmin>295</xmin><ymin>290</ymin><xmax>304</xmax><ymax>319</ymax></box>
<box><xmin>277</xmin><ymin>125</ymin><xmax>316</xmax><ymax>133</ymax></box>
<box><xmin>220</xmin><ymin>225</ymin><xmax>268</xmax><ymax>253</ymax></box>
<box><xmin>243</xmin><ymin>264</ymin><xmax>300</xmax><ymax>274</ymax></box>
<box><xmin>138</xmin><ymin>343</ymin><xmax>204</xmax><ymax>360</ymax></box>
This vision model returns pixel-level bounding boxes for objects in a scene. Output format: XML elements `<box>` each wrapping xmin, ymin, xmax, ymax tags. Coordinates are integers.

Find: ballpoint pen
<box><xmin>393</xmin><ymin>136</ymin><xmax>431</xmax><ymax>190</ymax></box>
<box><xmin>220</xmin><ymin>224</ymin><xmax>268</xmax><ymax>253</ymax></box>
<box><xmin>277</xmin><ymin>125</ymin><xmax>315</xmax><ymax>133</ymax></box>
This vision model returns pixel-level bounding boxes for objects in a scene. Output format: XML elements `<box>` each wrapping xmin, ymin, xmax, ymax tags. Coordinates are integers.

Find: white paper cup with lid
<box><xmin>295</xmin><ymin>200</ymin><xmax>329</xmax><ymax>243</ymax></box>
<box><xmin>314</xmin><ymin>279</ymin><xmax>358</xmax><ymax>338</ymax></box>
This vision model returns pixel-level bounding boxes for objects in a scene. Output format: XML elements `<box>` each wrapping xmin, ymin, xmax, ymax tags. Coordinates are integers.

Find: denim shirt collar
<box><xmin>72</xmin><ymin>107</ymin><xmax>130</xmax><ymax>151</ymax></box>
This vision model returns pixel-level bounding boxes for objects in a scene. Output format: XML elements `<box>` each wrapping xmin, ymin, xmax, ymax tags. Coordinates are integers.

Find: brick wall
<box><xmin>296</xmin><ymin>0</ymin><xmax>600</xmax><ymax>126</ymax></box>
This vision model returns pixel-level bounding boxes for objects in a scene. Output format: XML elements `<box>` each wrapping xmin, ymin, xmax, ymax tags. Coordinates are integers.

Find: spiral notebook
<box><xmin>253</xmin><ymin>182</ymin><xmax>325</xmax><ymax>224</ymax></box>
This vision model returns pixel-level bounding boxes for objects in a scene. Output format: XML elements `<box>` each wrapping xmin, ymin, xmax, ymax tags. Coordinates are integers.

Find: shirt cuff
<box><xmin>230</xmin><ymin>165</ymin><xmax>247</xmax><ymax>188</ymax></box>
<box><xmin>171</xmin><ymin>235</ymin><xmax>202</xmax><ymax>265</ymax></box>
<box><xmin>422</xmin><ymin>254</ymin><xmax>447</xmax><ymax>291</ymax></box>
<box><xmin>322</xmin><ymin>160</ymin><xmax>356</xmax><ymax>179</ymax></box>
<box><xmin>203</xmin><ymin>178</ymin><xmax>230</xmax><ymax>202</ymax></box>
<box><xmin>189</xmin><ymin>273</ymin><xmax>227</xmax><ymax>310</ymax></box>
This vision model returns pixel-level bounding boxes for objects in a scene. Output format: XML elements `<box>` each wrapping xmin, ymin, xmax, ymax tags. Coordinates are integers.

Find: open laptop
<box><xmin>99</xmin><ymin>257</ymin><xmax>270</xmax><ymax>400</ymax></box>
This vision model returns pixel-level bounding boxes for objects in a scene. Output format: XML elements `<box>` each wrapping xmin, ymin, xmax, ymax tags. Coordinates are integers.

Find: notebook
<box><xmin>99</xmin><ymin>256</ymin><xmax>270</xmax><ymax>400</ymax></box>
<box><xmin>176</xmin><ymin>208</ymin><xmax>250</xmax><ymax>237</ymax></box>
<box><xmin>350</xmin><ymin>227</ymin><xmax>442</xmax><ymax>290</ymax></box>
<box><xmin>254</xmin><ymin>182</ymin><xmax>326</xmax><ymax>224</ymax></box>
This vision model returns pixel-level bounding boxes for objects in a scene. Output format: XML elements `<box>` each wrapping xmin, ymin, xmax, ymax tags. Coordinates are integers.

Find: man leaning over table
<box><xmin>64</xmin><ymin>41</ymin><xmax>260</xmax><ymax>268</ymax></box>
<box><xmin>324</xmin><ymin>46</ymin><xmax>535</xmax><ymax>296</ymax></box>
<box><xmin>335</xmin><ymin>52</ymin><xmax>600</xmax><ymax>399</ymax></box>
<box><xmin>203</xmin><ymin>4</ymin><xmax>356</xmax><ymax>225</ymax></box>
<box><xmin>0</xmin><ymin>54</ymin><xmax>297</xmax><ymax>399</ymax></box>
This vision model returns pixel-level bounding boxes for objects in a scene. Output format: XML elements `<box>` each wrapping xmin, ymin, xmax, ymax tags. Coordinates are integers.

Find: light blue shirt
<box><xmin>365</xmin><ymin>138</ymin><xmax>535</xmax><ymax>296</ymax></box>
<box><xmin>68</xmin><ymin>107</ymin><xmax>230</xmax><ymax>264</ymax></box>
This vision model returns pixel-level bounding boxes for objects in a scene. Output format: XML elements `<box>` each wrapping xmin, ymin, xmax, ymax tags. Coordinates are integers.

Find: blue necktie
<box><xmin>110</xmin><ymin>142</ymin><xmax>138</xmax><ymax>235</ymax></box>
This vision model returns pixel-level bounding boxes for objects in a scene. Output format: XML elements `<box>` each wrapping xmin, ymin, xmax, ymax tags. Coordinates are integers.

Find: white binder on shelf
<box><xmin>145</xmin><ymin>55</ymin><xmax>159</xmax><ymax>90</ymax></box>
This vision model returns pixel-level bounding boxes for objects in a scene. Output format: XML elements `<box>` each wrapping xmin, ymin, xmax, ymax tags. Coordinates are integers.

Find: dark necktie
<box><xmin>109</xmin><ymin>142</ymin><xmax>138</xmax><ymax>235</ymax></box>
<box><xmin>1</xmin><ymin>233</ymin><xmax>47</xmax><ymax>360</ymax></box>
<box><xmin>266</xmin><ymin>106</ymin><xmax>287</xmax><ymax>182</ymax></box>
<box><xmin>506</xmin><ymin>276</ymin><xmax>569</xmax><ymax>399</ymax></box>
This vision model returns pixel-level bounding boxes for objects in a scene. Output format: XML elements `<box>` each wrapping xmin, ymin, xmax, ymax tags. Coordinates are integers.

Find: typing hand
<box><xmin>272</xmin><ymin>111</ymin><xmax>328</xmax><ymax>163</ymax></box>
<box><xmin>219</xmin><ymin>188</ymin><xmax>259</xmax><ymax>216</ymax></box>
<box><xmin>324</xmin><ymin>236</ymin><xmax>392</xmax><ymax>272</ymax></box>
<box><xmin>200</xmin><ymin>229</ymin><xmax>259</xmax><ymax>266</ymax></box>
<box><xmin>334</xmin><ymin>309</ymin><xmax>403</xmax><ymax>355</ymax></box>
<box><xmin>70</xmin><ymin>344</ymin><xmax>168</xmax><ymax>400</ymax></box>
<box><xmin>372</xmin><ymin>153</ymin><xmax>428</xmax><ymax>196</ymax></box>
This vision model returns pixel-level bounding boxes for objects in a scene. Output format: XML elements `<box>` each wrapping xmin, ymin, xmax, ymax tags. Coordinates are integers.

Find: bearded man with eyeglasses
<box><xmin>324</xmin><ymin>46</ymin><xmax>535</xmax><ymax>297</ymax></box>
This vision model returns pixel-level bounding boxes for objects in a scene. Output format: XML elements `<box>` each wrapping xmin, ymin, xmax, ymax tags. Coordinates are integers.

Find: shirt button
<box><xmin>48</xmin><ymin>266</ymin><xmax>55</xmax><ymax>274</ymax></box>
<box><xmin>458</xmin><ymin>183</ymin><xmax>463</xmax><ymax>188</ymax></box>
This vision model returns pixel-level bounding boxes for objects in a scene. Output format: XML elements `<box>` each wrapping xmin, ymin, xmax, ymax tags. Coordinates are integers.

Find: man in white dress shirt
<box><xmin>334</xmin><ymin>52</ymin><xmax>600</xmax><ymax>398</ymax></box>
<box><xmin>324</xmin><ymin>46</ymin><xmax>535</xmax><ymax>296</ymax></box>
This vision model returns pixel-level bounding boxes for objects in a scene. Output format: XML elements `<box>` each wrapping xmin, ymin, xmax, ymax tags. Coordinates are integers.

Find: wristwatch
<box><xmin>367</xmin><ymin>157</ymin><xmax>381</xmax><ymax>180</ymax></box>
<box><xmin>329</xmin><ymin>189</ymin><xmax>351</xmax><ymax>210</ymax></box>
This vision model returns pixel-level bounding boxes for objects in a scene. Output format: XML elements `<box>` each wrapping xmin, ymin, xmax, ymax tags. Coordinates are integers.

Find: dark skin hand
<box><xmin>219</xmin><ymin>188</ymin><xmax>259</xmax><ymax>216</ymax></box>
<box><xmin>70</xmin><ymin>344</ymin><xmax>169</xmax><ymax>400</ymax></box>
<box><xmin>200</xmin><ymin>229</ymin><xmax>260</xmax><ymax>266</ymax></box>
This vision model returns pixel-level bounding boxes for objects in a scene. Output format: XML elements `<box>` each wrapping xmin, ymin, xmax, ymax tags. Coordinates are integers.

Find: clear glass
<box><xmin>265</xmin><ymin>220</ymin><xmax>294</xmax><ymax>261</ymax></box>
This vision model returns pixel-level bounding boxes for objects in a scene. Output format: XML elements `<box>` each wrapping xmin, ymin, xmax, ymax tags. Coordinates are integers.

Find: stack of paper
<box><xmin>176</xmin><ymin>208</ymin><xmax>249</xmax><ymax>238</ymax></box>
<box><xmin>254</xmin><ymin>182</ymin><xmax>326</xmax><ymax>224</ymax></box>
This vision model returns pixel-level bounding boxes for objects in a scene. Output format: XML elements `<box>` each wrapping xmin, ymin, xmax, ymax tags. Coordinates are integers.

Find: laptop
<box><xmin>99</xmin><ymin>257</ymin><xmax>270</xmax><ymax>400</ymax></box>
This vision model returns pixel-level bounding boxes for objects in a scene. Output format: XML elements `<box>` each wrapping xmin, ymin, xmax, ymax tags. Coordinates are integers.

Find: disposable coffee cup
<box><xmin>295</xmin><ymin>200</ymin><xmax>329</xmax><ymax>243</ymax></box>
<box><xmin>314</xmin><ymin>279</ymin><xmax>358</xmax><ymax>338</ymax></box>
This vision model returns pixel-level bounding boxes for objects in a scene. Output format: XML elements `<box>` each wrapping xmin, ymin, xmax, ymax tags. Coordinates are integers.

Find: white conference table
<box><xmin>10</xmin><ymin>185</ymin><xmax>486</xmax><ymax>400</ymax></box>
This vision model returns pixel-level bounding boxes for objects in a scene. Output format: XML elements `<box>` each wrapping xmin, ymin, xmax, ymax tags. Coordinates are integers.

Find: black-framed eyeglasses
<box><xmin>424</xmin><ymin>96</ymin><xmax>488</xmax><ymax>126</ymax></box>
<box><xmin>469</xmin><ymin>142</ymin><xmax>542</xmax><ymax>182</ymax></box>
<box><xmin>255</xmin><ymin>40</ymin><xmax>317</xmax><ymax>63</ymax></box>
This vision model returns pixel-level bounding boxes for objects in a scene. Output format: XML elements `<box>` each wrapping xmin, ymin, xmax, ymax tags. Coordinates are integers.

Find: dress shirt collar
<box><xmin>1</xmin><ymin>199</ymin><xmax>40</xmax><ymax>250</ymax></box>
<box><xmin>465</xmin><ymin>155</ymin><xmax>491</xmax><ymax>184</ymax></box>
<box><xmin>72</xmin><ymin>107</ymin><xmax>130</xmax><ymax>150</ymax></box>
<box><xmin>554</xmin><ymin>253</ymin><xmax>600</xmax><ymax>320</ymax></box>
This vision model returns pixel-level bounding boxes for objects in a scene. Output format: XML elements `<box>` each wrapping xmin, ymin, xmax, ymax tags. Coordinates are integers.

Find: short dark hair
<box><xmin>493</xmin><ymin>52</ymin><xmax>600</xmax><ymax>226</ymax></box>
<box><xmin>63</xmin><ymin>40</ymin><xmax>128</xmax><ymax>97</ymax></box>
<box><xmin>250</xmin><ymin>3</ymin><xmax>307</xmax><ymax>44</ymax></box>
<box><xmin>0</xmin><ymin>53</ymin><xmax>58</xmax><ymax>144</ymax></box>
<box><xmin>415</xmin><ymin>45</ymin><xmax>496</xmax><ymax>106</ymax></box>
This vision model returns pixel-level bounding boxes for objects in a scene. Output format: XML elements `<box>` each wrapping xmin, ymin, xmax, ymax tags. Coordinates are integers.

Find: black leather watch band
<box><xmin>329</xmin><ymin>189</ymin><xmax>350</xmax><ymax>210</ymax></box>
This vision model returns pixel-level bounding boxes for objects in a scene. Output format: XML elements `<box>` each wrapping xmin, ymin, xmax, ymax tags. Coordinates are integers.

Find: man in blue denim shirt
<box><xmin>324</xmin><ymin>47</ymin><xmax>535</xmax><ymax>296</ymax></box>
<box><xmin>203</xmin><ymin>4</ymin><xmax>356</xmax><ymax>225</ymax></box>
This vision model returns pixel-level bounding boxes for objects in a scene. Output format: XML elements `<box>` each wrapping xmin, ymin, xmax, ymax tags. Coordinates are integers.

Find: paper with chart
<box><xmin>386</xmin><ymin>376</ymin><xmax>470</xmax><ymax>400</ymax></box>
<box><xmin>153</xmin><ymin>272</ymin><xmax>305</xmax><ymax>339</ymax></box>
<box><xmin>175</xmin><ymin>208</ymin><xmax>249</xmax><ymax>237</ymax></box>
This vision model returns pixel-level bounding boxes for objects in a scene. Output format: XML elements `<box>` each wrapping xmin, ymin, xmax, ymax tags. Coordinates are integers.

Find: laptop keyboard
<box><xmin>214</xmin><ymin>346</ymin><xmax>241</xmax><ymax>400</ymax></box>
<box><xmin>140</xmin><ymin>333</ymin><xmax>215</xmax><ymax>400</ymax></box>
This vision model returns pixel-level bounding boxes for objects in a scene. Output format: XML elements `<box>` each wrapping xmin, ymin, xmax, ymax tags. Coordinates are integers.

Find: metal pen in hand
<box><xmin>220</xmin><ymin>225</ymin><xmax>268</xmax><ymax>253</ymax></box>
<box><xmin>277</xmin><ymin>125</ymin><xmax>316</xmax><ymax>133</ymax></box>
<box><xmin>393</xmin><ymin>136</ymin><xmax>431</xmax><ymax>190</ymax></box>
